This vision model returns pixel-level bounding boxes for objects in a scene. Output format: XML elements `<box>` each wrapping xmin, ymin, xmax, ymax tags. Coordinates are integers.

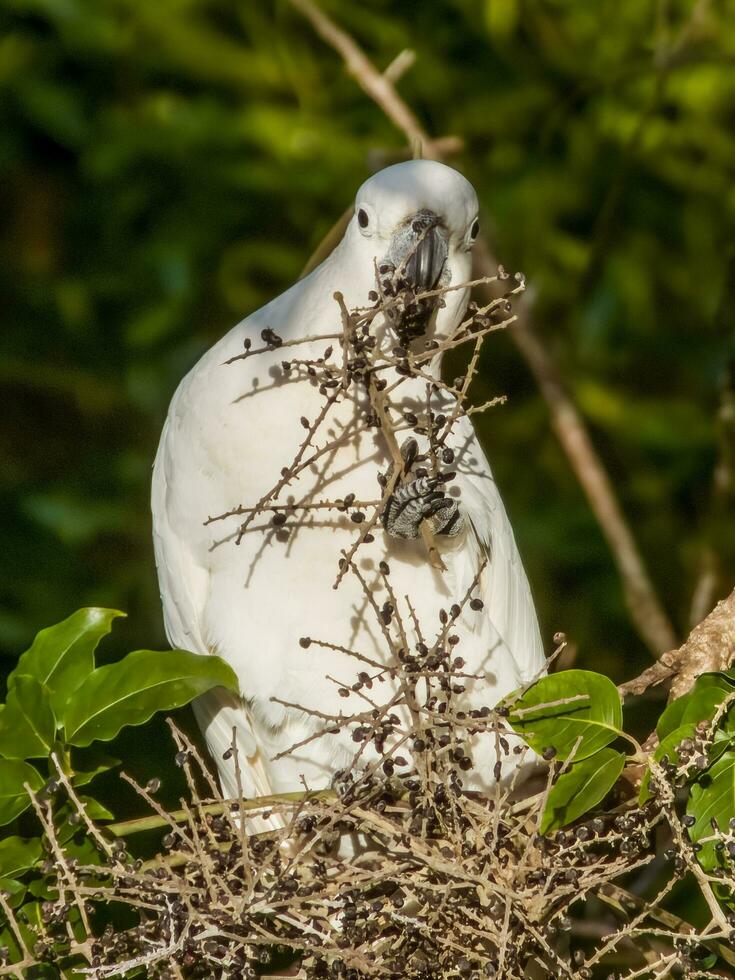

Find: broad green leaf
<box><xmin>506</xmin><ymin>670</ymin><xmax>623</xmax><ymax>761</ymax></box>
<box><xmin>54</xmin><ymin>796</ymin><xmax>114</xmax><ymax>838</ymax></box>
<box><xmin>639</xmin><ymin>723</ymin><xmax>696</xmax><ymax>803</ymax></box>
<box><xmin>76</xmin><ymin>795</ymin><xmax>114</xmax><ymax>822</ymax></box>
<box><xmin>0</xmin><ymin>837</ymin><xmax>42</xmax><ymax>879</ymax></box>
<box><xmin>54</xmin><ymin>804</ymin><xmax>84</xmax><ymax>847</ymax></box>
<box><xmin>63</xmin><ymin>649</ymin><xmax>239</xmax><ymax>747</ymax></box>
<box><xmin>0</xmin><ymin>761</ymin><xmax>44</xmax><ymax>826</ymax></box>
<box><xmin>0</xmin><ymin>675</ymin><xmax>56</xmax><ymax>759</ymax></box>
<box><xmin>10</xmin><ymin>608</ymin><xmax>125</xmax><ymax>717</ymax></box>
<box><xmin>0</xmin><ymin>921</ymin><xmax>21</xmax><ymax>965</ymax></box>
<box><xmin>0</xmin><ymin>878</ymin><xmax>27</xmax><ymax>910</ymax></box>
<box><xmin>61</xmin><ymin>830</ymin><xmax>105</xmax><ymax>871</ymax></box>
<box><xmin>70</xmin><ymin>746</ymin><xmax>121</xmax><ymax>787</ymax></box>
<box><xmin>541</xmin><ymin>749</ymin><xmax>625</xmax><ymax>834</ymax></box>
<box><xmin>657</xmin><ymin>673</ymin><xmax>735</xmax><ymax>742</ymax></box>
<box><xmin>686</xmin><ymin>750</ymin><xmax>735</xmax><ymax>873</ymax></box>
<box><xmin>710</xmin><ymin>727</ymin><xmax>735</xmax><ymax>764</ymax></box>
<box><xmin>28</xmin><ymin>878</ymin><xmax>56</xmax><ymax>900</ymax></box>
<box><xmin>14</xmin><ymin>901</ymin><xmax>45</xmax><ymax>957</ymax></box>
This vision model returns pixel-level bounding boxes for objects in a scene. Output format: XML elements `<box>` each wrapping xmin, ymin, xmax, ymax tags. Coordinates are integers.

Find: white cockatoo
<box><xmin>152</xmin><ymin>160</ymin><xmax>545</xmax><ymax>804</ymax></box>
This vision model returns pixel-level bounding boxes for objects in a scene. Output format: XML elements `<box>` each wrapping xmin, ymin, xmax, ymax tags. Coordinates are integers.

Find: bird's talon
<box><xmin>382</xmin><ymin>474</ymin><xmax>464</xmax><ymax>540</ymax></box>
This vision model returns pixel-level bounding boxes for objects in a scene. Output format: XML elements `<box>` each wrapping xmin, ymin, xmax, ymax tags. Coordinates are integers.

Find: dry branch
<box><xmin>5</xmin><ymin>275</ymin><xmax>735</xmax><ymax>977</ymax></box>
<box><xmin>620</xmin><ymin>586</ymin><xmax>735</xmax><ymax>701</ymax></box>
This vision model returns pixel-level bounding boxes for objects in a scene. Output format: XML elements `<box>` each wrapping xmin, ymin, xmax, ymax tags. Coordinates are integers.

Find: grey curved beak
<box><xmin>405</xmin><ymin>223</ymin><xmax>447</xmax><ymax>292</ymax></box>
<box><xmin>387</xmin><ymin>210</ymin><xmax>448</xmax><ymax>293</ymax></box>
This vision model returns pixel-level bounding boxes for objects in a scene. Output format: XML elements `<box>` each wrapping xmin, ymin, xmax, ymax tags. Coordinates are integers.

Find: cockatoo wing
<box><xmin>457</xmin><ymin>417</ymin><xmax>544</xmax><ymax>687</ymax></box>
<box><xmin>152</xmin><ymin>384</ymin><xmax>277</xmax><ymax>805</ymax></box>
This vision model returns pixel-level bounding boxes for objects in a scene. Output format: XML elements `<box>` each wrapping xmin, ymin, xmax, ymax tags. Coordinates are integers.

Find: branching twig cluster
<box><xmin>205</xmin><ymin>262</ymin><xmax>522</xmax><ymax>583</ymax></box>
<box><xmin>3</xmin><ymin>264</ymin><xmax>735</xmax><ymax>979</ymax></box>
<box><xmin>9</xmin><ymin>704</ymin><xmax>735</xmax><ymax>980</ymax></box>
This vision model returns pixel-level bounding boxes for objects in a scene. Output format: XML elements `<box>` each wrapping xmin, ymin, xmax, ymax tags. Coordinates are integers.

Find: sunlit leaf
<box><xmin>63</xmin><ymin>649</ymin><xmax>239</xmax><ymax>747</ymax></box>
<box><xmin>657</xmin><ymin>673</ymin><xmax>735</xmax><ymax>742</ymax></box>
<box><xmin>541</xmin><ymin>749</ymin><xmax>625</xmax><ymax>834</ymax></box>
<box><xmin>0</xmin><ymin>675</ymin><xmax>56</xmax><ymax>760</ymax></box>
<box><xmin>507</xmin><ymin>670</ymin><xmax>623</xmax><ymax>761</ymax></box>
<box><xmin>639</xmin><ymin>724</ymin><xmax>696</xmax><ymax>803</ymax></box>
<box><xmin>0</xmin><ymin>837</ymin><xmax>43</xmax><ymax>879</ymax></box>
<box><xmin>0</xmin><ymin>760</ymin><xmax>44</xmax><ymax>827</ymax></box>
<box><xmin>76</xmin><ymin>795</ymin><xmax>114</xmax><ymax>822</ymax></box>
<box><xmin>686</xmin><ymin>750</ymin><xmax>735</xmax><ymax>873</ymax></box>
<box><xmin>0</xmin><ymin>878</ymin><xmax>27</xmax><ymax>910</ymax></box>
<box><xmin>10</xmin><ymin>608</ymin><xmax>125</xmax><ymax>718</ymax></box>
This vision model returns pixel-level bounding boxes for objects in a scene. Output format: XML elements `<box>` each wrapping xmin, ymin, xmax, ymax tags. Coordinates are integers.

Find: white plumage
<box><xmin>152</xmin><ymin>160</ymin><xmax>545</xmax><ymax>802</ymax></box>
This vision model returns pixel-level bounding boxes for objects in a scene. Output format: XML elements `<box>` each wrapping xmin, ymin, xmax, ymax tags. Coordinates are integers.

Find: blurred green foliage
<box><xmin>2</xmin><ymin>0</ymin><xmax>735</xmax><ymax>686</ymax></box>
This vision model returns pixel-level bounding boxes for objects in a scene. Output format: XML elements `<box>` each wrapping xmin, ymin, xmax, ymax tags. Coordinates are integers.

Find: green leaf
<box><xmin>657</xmin><ymin>673</ymin><xmax>735</xmax><ymax>742</ymax></box>
<box><xmin>54</xmin><ymin>796</ymin><xmax>114</xmax><ymax>842</ymax></box>
<box><xmin>686</xmin><ymin>750</ymin><xmax>735</xmax><ymax>873</ymax></box>
<box><xmin>506</xmin><ymin>670</ymin><xmax>623</xmax><ymax>761</ymax></box>
<box><xmin>639</xmin><ymin>723</ymin><xmax>696</xmax><ymax>803</ymax></box>
<box><xmin>0</xmin><ymin>675</ymin><xmax>56</xmax><ymax>759</ymax></box>
<box><xmin>61</xmin><ymin>829</ymin><xmax>105</xmax><ymax>870</ymax></box>
<box><xmin>0</xmin><ymin>878</ymin><xmax>27</xmax><ymax>910</ymax></box>
<box><xmin>541</xmin><ymin>749</ymin><xmax>625</xmax><ymax>834</ymax></box>
<box><xmin>0</xmin><ymin>760</ymin><xmax>44</xmax><ymax>827</ymax></box>
<box><xmin>710</xmin><ymin>727</ymin><xmax>735</xmax><ymax>764</ymax></box>
<box><xmin>76</xmin><ymin>795</ymin><xmax>114</xmax><ymax>822</ymax></box>
<box><xmin>10</xmin><ymin>608</ymin><xmax>125</xmax><ymax>717</ymax></box>
<box><xmin>70</xmin><ymin>746</ymin><xmax>121</xmax><ymax>787</ymax></box>
<box><xmin>0</xmin><ymin>837</ymin><xmax>43</xmax><ymax>879</ymax></box>
<box><xmin>63</xmin><ymin>649</ymin><xmax>239</xmax><ymax>747</ymax></box>
<box><xmin>28</xmin><ymin>878</ymin><xmax>55</xmax><ymax>900</ymax></box>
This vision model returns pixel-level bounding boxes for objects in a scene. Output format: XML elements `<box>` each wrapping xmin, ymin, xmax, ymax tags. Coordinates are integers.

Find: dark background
<box><xmin>2</xmin><ymin>0</ymin><xmax>734</xmax><ymax>702</ymax></box>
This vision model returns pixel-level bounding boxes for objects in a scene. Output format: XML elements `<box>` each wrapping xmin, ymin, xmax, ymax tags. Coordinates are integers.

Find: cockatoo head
<box><xmin>342</xmin><ymin>160</ymin><xmax>479</xmax><ymax>340</ymax></box>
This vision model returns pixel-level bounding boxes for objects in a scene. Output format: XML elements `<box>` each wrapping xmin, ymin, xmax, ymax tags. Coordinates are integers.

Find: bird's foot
<box><xmin>382</xmin><ymin>473</ymin><xmax>464</xmax><ymax>539</ymax></box>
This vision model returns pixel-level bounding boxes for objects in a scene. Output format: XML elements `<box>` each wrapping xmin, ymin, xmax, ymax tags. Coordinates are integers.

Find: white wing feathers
<box><xmin>152</xmin><ymin>395</ymin><xmax>279</xmax><ymax>807</ymax></box>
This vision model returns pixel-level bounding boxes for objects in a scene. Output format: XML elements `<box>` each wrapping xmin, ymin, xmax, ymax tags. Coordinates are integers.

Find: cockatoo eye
<box><xmin>470</xmin><ymin>217</ymin><xmax>480</xmax><ymax>240</ymax></box>
<box><xmin>357</xmin><ymin>208</ymin><xmax>370</xmax><ymax>229</ymax></box>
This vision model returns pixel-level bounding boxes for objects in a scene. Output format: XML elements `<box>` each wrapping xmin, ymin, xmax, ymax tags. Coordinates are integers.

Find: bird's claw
<box><xmin>382</xmin><ymin>473</ymin><xmax>464</xmax><ymax>539</ymax></box>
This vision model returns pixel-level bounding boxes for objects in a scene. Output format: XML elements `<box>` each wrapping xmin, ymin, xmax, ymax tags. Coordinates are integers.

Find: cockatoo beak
<box><xmin>390</xmin><ymin>210</ymin><xmax>448</xmax><ymax>293</ymax></box>
<box><xmin>406</xmin><ymin>224</ymin><xmax>446</xmax><ymax>292</ymax></box>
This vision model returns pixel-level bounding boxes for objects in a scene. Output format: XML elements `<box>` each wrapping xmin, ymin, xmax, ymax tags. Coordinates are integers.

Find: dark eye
<box><xmin>470</xmin><ymin>218</ymin><xmax>480</xmax><ymax>240</ymax></box>
<box><xmin>358</xmin><ymin>208</ymin><xmax>369</xmax><ymax>229</ymax></box>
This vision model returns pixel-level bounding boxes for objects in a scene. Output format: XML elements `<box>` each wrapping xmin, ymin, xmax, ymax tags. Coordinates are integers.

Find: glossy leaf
<box><xmin>0</xmin><ymin>760</ymin><xmax>44</xmax><ymax>826</ymax></box>
<box><xmin>63</xmin><ymin>649</ymin><xmax>239</xmax><ymax>747</ymax></box>
<box><xmin>76</xmin><ymin>795</ymin><xmax>114</xmax><ymax>822</ymax></box>
<box><xmin>710</xmin><ymin>727</ymin><xmax>735</xmax><ymax>765</ymax></box>
<box><xmin>657</xmin><ymin>673</ymin><xmax>735</xmax><ymax>742</ymax></box>
<box><xmin>686</xmin><ymin>750</ymin><xmax>735</xmax><ymax>872</ymax></box>
<box><xmin>0</xmin><ymin>878</ymin><xmax>27</xmax><ymax>910</ymax></box>
<box><xmin>0</xmin><ymin>675</ymin><xmax>56</xmax><ymax>759</ymax></box>
<box><xmin>507</xmin><ymin>670</ymin><xmax>623</xmax><ymax>761</ymax></box>
<box><xmin>10</xmin><ymin>608</ymin><xmax>125</xmax><ymax>717</ymax></box>
<box><xmin>70</xmin><ymin>746</ymin><xmax>121</xmax><ymax>787</ymax></box>
<box><xmin>541</xmin><ymin>749</ymin><xmax>625</xmax><ymax>834</ymax></box>
<box><xmin>61</xmin><ymin>828</ymin><xmax>105</xmax><ymax>871</ymax></box>
<box><xmin>639</xmin><ymin>724</ymin><xmax>696</xmax><ymax>803</ymax></box>
<box><xmin>0</xmin><ymin>837</ymin><xmax>43</xmax><ymax>879</ymax></box>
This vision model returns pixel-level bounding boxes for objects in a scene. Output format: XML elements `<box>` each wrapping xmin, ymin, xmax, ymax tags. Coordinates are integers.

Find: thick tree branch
<box><xmin>619</xmin><ymin>586</ymin><xmax>735</xmax><ymax>700</ymax></box>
